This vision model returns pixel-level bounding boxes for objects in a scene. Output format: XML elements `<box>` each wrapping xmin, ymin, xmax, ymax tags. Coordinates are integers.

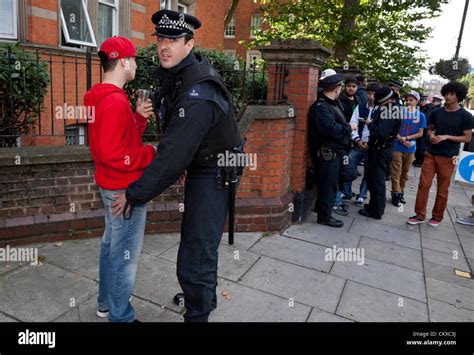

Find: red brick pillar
<box><xmin>258</xmin><ymin>39</ymin><xmax>331</xmax><ymax>221</ymax></box>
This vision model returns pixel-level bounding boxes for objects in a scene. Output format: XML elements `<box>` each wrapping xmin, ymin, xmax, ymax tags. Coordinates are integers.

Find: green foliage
<box><xmin>249</xmin><ymin>0</ymin><xmax>449</xmax><ymax>82</ymax></box>
<box><xmin>434</xmin><ymin>58</ymin><xmax>470</xmax><ymax>81</ymax></box>
<box><xmin>0</xmin><ymin>43</ymin><xmax>49</xmax><ymax>145</ymax></box>
<box><xmin>460</xmin><ymin>72</ymin><xmax>474</xmax><ymax>102</ymax></box>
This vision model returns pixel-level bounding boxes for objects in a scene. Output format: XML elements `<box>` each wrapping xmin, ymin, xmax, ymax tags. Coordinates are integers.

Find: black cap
<box><xmin>345</xmin><ymin>77</ymin><xmax>358</xmax><ymax>85</ymax></box>
<box><xmin>151</xmin><ymin>10</ymin><xmax>201</xmax><ymax>38</ymax></box>
<box><xmin>388</xmin><ymin>79</ymin><xmax>403</xmax><ymax>88</ymax></box>
<box><xmin>375</xmin><ymin>86</ymin><xmax>394</xmax><ymax>104</ymax></box>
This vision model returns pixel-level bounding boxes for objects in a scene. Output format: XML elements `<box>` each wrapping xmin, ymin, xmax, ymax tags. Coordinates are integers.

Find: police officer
<box><xmin>113</xmin><ymin>10</ymin><xmax>243</xmax><ymax>322</ymax></box>
<box><xmin>413</xmin><ymin>94</ymin><xmax>433</xmax><ymax>167</ymax></box>
<box><xmin>308</xmin><ymin>69</ymin><xmax>357</xmax><ymax>228</ymax></box>
<box><xmin>359</xmin><ymin>86</ymin><xmax>401</xmax><ymax>219</ymax></box>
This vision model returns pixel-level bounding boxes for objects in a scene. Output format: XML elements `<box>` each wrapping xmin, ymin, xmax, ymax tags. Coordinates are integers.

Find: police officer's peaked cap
<box><xmin>388</xmin><ymin>79</ymin><xmax>403</xmax><ymax>88</ymax></box>
<box><xmin>432</xmin><ymin>94</ymin><xmax>443</xmax><ymax>102</ymax></box>
<box><xmin>319</xmin><ymin>69</ymin><xmax>343</xmax><ymax>88</ymax></box>
<box><xmin>151</xmin><ymin>10</ymin><xmax>201</xmax><ymax>38</ymax></box>
<box><xmin>375</xmin><ymin>86</ymin><xmax>394</xmax><ymax>104</ymax></box>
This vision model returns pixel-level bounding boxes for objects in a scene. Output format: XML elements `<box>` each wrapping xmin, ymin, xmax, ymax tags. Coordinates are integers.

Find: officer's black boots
<box><xmin>317</xmin><ymin>217</ymin><xmax>344</xmax><ymax>228</ymax></box>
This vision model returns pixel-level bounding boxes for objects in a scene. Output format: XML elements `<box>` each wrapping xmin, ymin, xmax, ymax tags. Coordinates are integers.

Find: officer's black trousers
<box><xmin>177</xmin><ymin>170</ymin><xmax>229</xmax><ymax>322</ymax></box>
<box><xmin>366</xmin><ymin>147</ymin><xmax>393</xmax><ymax>219</ymax></box>
<box><xmin>314</xmin><ymin>155</ymin><xmax>341</xmax><ymax>221</ymax></box>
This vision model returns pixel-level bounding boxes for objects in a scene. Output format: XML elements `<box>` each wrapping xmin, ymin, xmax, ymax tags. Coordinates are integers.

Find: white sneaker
<box><xmin>96</xmin><ymin>296</ymin><xmax>132</xmax><ymax>318</ymax></box>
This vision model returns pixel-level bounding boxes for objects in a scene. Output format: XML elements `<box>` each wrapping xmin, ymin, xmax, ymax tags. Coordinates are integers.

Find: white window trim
<box><xmin>178</xmin><ymin>3</ymin><xmax>187</xmax><ymax>13</ymax></box>
<box><xmin>224</xmin><ymin>16</ymin><xmax>235</xmax><ymax>39</ymax></box>
<box><xmin>161</xmin><ymin>0</ymin><xmax>171</xmax><ymax>10</ymax></box>
<box><xmin>250</xmin><ymin>14</ymin><xmax>262</xmax><ymax>39</ymax></box>
<box><xmin>98</xmin><ymin>0</ymin><xmax>119</xmax><ymax>43</ymax></box>
<box><xmin>60</xmin><ymin>0</ymin><xmax>97</xmax><ymax>47</ymax></box>
<box><xmin>0</xmin><ymin>0</ymin><xmax>18</xmax><ymax>40</ymax></box>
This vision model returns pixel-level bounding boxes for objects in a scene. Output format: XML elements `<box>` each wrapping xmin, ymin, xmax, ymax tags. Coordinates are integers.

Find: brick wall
<box><xmin>0</xmin><ymin>105</ymin><xmax>295</xmax><ymax>245</ymax></box>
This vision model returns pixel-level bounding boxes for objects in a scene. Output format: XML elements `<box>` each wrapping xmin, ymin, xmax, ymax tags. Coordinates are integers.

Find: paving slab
<box><xmin>458</xmin><ymin>235</ymin><xmax>474</xmax><ymax>259</ymax></box>
<box><xmin>349</xmin><ymin>219</ymin><xmax>421</xmax><ymax>250</ymax></box>
<box><xmin>159</xmin><ymin>243</ymin><xmax>259</xmax><ymax>282</ymax></box>
<box><xmin>423</xmin><ymin>260</ymin><xmax>474</xmax><ymax>290</ymax></box>
<box><xmin>426</xmin><ymin>277</ymin><xmax>474</xmax><ymax>311</ymax></box>
<box><xmin>358</xmin><ymin>236</ymin><xmax>423</xmax><ymax>272</ymax></box>
<box><xmin>306</xmin><ymin>308</ymin><xmax>353</xmax><ymax>322</ymax></box>
<box><xmin>331</xmin><ymin>257</ymin><xmax>426</xmax><ymax>302</ymax></box>
<box><xmin>133</xmin><ymin>253</ymin><xmax>183</xmax><ymax>313</ymax></box>
<box><xmin>422</xmin><ymin>236</ymin><xmax>462</xmax><ymax>256</ymax></box>
<box><xmin>428</xmin><ymin>298</ymin><xmax>474</xmax><ymax>322</ymax></box>
<box><xmin>38</xmin><ymin>239</ymin><xmax>101</xmax><ymax>281</ymax></box>
<box><xmin>240</xmin><ymin>257</ymin><xmax>345</xmax><ymax>313</ymax></box>
<box><xmin>0</xmin><ymin>263</ymin><xmax>97</xmax><ymax>322</ymax></box>
<box><xmin>210</xmin><ymin>278</ymin><xmax>311</xmax><ymax>322</ymax></box>
<box><xmin>336</xmin><ymin>281</ymin><xmax>428</xmax><ymax>322</ymax></box>
<box><xmin>249</xmin><ymin>235</ymin><xmax>333</xmax><ymax>272</ymax></box>
<box><xmin>283</xmin><ymin>226</ymin><xmax>361</xmax><ymax>250</ymax></box>
<box><xmin>221</xmin><ymin>232</ymin><xmax>263</xmax><ymax>251</ymax></box>
<box><xmin>142</xmin><ymin>233</ymin><xmax>180</xmax><ymax>257</ymax></box>
<box><xmin>422</xmin><ymin>248</ymin><xmax>470</xmax><ymax>270</ymax></box>
<box><xmin>0</xmin><ymin>312</ymin><xmax>18</xmax><ymax>322</ymax></box>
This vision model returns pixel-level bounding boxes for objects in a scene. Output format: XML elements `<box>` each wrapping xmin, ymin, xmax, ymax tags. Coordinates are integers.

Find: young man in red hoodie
<box><xmin>85</xmin><ymin>36</ymin><xmax>156</xmax><ymax>322</ymax></box>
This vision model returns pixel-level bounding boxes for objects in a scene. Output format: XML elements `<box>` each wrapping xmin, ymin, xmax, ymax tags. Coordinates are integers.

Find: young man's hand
<box><xmin>430</xmin><ymin>134</ymin><xmax>442</xmax><ymax>144</ymax></box>
<box><xmin>111</xmin><ymin>192</ymin><xmax>127</xmax><ymax>217</ymax></box>
<box><xmin>176</xmin><ymin>170</ymin><xmax>187</xmax><ymax>185</ymax></box>
<box><xmin>136</xmin><ymin>99</ymin><xmax>154</xmax><ymax>119</ymax></box>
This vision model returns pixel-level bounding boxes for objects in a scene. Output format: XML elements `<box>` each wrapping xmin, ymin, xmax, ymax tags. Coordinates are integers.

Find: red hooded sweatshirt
<box><xmin>84</xmin><ymin>83</ymin><xmax>156</xmax><ymax>190</ymax></box>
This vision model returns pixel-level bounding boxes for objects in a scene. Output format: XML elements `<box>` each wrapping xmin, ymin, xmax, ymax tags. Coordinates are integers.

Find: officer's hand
<box><xmin>136</xmin><ymin>99</ymin><xmax>154</xmax><ymax>119</ymax></box>
<box><xmin>111</xmin><ymin>192</ymin><xmax>127</xmax><ymax>217</ymax></box>
<box><xmin>350</xmin><ymin>122</ymin><xmax>358</xmax><ymax>130</ymax></box>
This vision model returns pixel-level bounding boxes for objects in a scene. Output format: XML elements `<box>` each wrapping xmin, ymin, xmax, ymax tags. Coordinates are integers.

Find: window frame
<box><xmin>160</xmin><ymin>0</ymin><xmax>171</xmax><ymax>10</ymax></box>
<box><xmin>250</xmin><ymin>13</ymin><xmax>262</xmax><ymax>39</ymax></box>
<box><xmin>0</xmin><ymin>0</ymin><xmax>18</xmax><ymax>40</ymax></box>
<box><xmin>177</xmin><ymin>3</ymin><xmax>187</xmax><ymax>13</ymax></box>
<box><xmin>60</xmin><ymin>0</ymin><xmax>97</xmax><ymax>48</ymax></box>
<box><xmin>98</xmin><ymin>0</ymin><xmax>119</xmax><ymax>46</ymax></box>
<box><xmin>224</xmin><ymin>15</ymin><xmax>236</xmax><ymax>38</ymax></box>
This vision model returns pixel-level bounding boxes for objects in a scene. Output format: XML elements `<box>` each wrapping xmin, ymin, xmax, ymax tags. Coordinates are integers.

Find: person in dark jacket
<box><xmin>308</xmin><ymin>69</ymin><xmax>357</xmax><ymax>228</ymax></box>
<box><xmin>355</xmin><ymin>75</ymin><xmax>369</xmax><ymax>106</ymax></box>
<box><xmin>338</xmin><ymin>77</ymin><xmax>360</xmax><ymax>122</ymax></box>
<box><xmin>359</xmin><ymin>86</ymin><xmax>401</xmax><ymax>219</ymax></box>
<box><xmin>110</xmin><ymin>10</ymin><xmax>243</xmax><ymax>322</ymax></box>
<box><xmin>413</xmin><ymin>94</ymin><xmax>433</xmax><ymax>167</ymax></box>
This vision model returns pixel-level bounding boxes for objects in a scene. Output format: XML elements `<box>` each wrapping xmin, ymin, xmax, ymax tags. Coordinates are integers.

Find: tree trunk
<box><xmin>333</xmin><ymin>0</ymin><xmax>359</xmax><ymax>63</ymax></box>
<box><xmin>224</xmin><ymin>0</ymin><xmax>240</xmax><ymax>28</ymax></box>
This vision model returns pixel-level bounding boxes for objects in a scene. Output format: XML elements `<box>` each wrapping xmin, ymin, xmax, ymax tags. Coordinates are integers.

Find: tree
<box><xmin>249</xmin><ymin>0</ymin><xmax>448</xmax><ymax>82</ymax></box>
<box><xmin>0</xmin><ymin>43</ymin><xmax>49</xmax><ymax>147</ymax></box>
<box><xmin>224</xmin><ymin>0</ymin><xmax>240</xmax><ymax>28</ymax></box>
<box><xmin>434</xmin><ymin>58</ymin><xmax>470</xmax><ymax>81</ymax></box>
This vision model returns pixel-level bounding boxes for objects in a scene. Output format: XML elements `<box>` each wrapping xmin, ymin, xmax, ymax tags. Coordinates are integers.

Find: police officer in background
<box><xmin>359</xmin><ymin>86</ymin><xmax>401</xmax><ymax>219</ymax></box>
<box><xmin>111</xmin><ymin>10</ymin><xmax>243</xmax><ymax>322</ymax></box>
<box><xmin>308</xmin><ymin>69</ymin><xmax>357</xmax><ymax>228</ymax></box>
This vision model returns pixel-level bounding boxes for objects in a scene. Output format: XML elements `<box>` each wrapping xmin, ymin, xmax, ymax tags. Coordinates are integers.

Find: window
<box><xmin>160</xmin><ymin>0</ymin><xmax>171</xmax><ymax>10</ymax></box>
<box><xmin>98</xmin><ymin>0</ymin><xmax>119</xmax><ymax>46</ymax></box>
<box><xmin>66</xmin><ymin>125</ymin><xmax>86</xmax><ymax>145</ymax></box>
<box><xmin>0</xmin><ymin>0</ymin><xmax>17</xmax><ymax>39</ymax></box>
<box><xmin>250</xmin><ymin>14</ymin><xmax>262</xmax><ymax>38</ymax></box>
<box><xmin>246</xmin><ymin>50</ymin><xmax>261</xmax><ymax>69</ymax></box>
<box><xmin>224</xmin><ymin>16</ymin><xmax>235</xmax><ymax>38</ymax></box>
<box><xmin>60</xmin><ymin>0</ymin><xmax>97</xmax><ymax>47</ymax></box>
<box><xmin>178</xmin><ymin>3</ymin><xmax>187</xmax><ymax>13</ymax></box>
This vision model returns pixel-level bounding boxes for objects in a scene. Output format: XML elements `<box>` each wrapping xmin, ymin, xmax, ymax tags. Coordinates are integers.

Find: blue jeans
<box><xmin>98</xmin><ymin>188</ymin><xmax>147</xmax><ymax>322</ymax></box>
<box><xmin>342</xmin><ymin>148</ymin><xmax>368</xmax><ymax>200</ymax></box>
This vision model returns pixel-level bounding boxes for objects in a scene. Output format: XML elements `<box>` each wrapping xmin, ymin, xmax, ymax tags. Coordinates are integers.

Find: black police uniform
<box><xmin>308</xmin><ymin>94</ymin><xmax>352</xmax><ymax>225</ymax></box>
<box><xmin>125</xmin><ymin>10</ymin><xmax>242</xmax><ymax>322</ymax></box>
<box><xmin>414</xmin><ymin>102</ymin><xmax>433</xmax><ymax>166</ymax></box>
<box><xmin>361</xmin><ymin>101</ymin><xmax>401</xmax><ymax>219</ymax></box>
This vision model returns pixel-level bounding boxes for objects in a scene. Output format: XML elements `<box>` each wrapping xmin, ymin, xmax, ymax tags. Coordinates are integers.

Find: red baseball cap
<box><xmin>99</xmin><ymin>36</ymin><xmax>137</xmax><ymax>60</ymax></box>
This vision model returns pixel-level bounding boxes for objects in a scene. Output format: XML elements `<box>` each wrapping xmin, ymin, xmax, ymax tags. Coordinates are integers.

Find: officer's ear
<box><xmin>184</xmin><ymin>36</ymin><xmax>195</xmax><ymax>53</ymax></box>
